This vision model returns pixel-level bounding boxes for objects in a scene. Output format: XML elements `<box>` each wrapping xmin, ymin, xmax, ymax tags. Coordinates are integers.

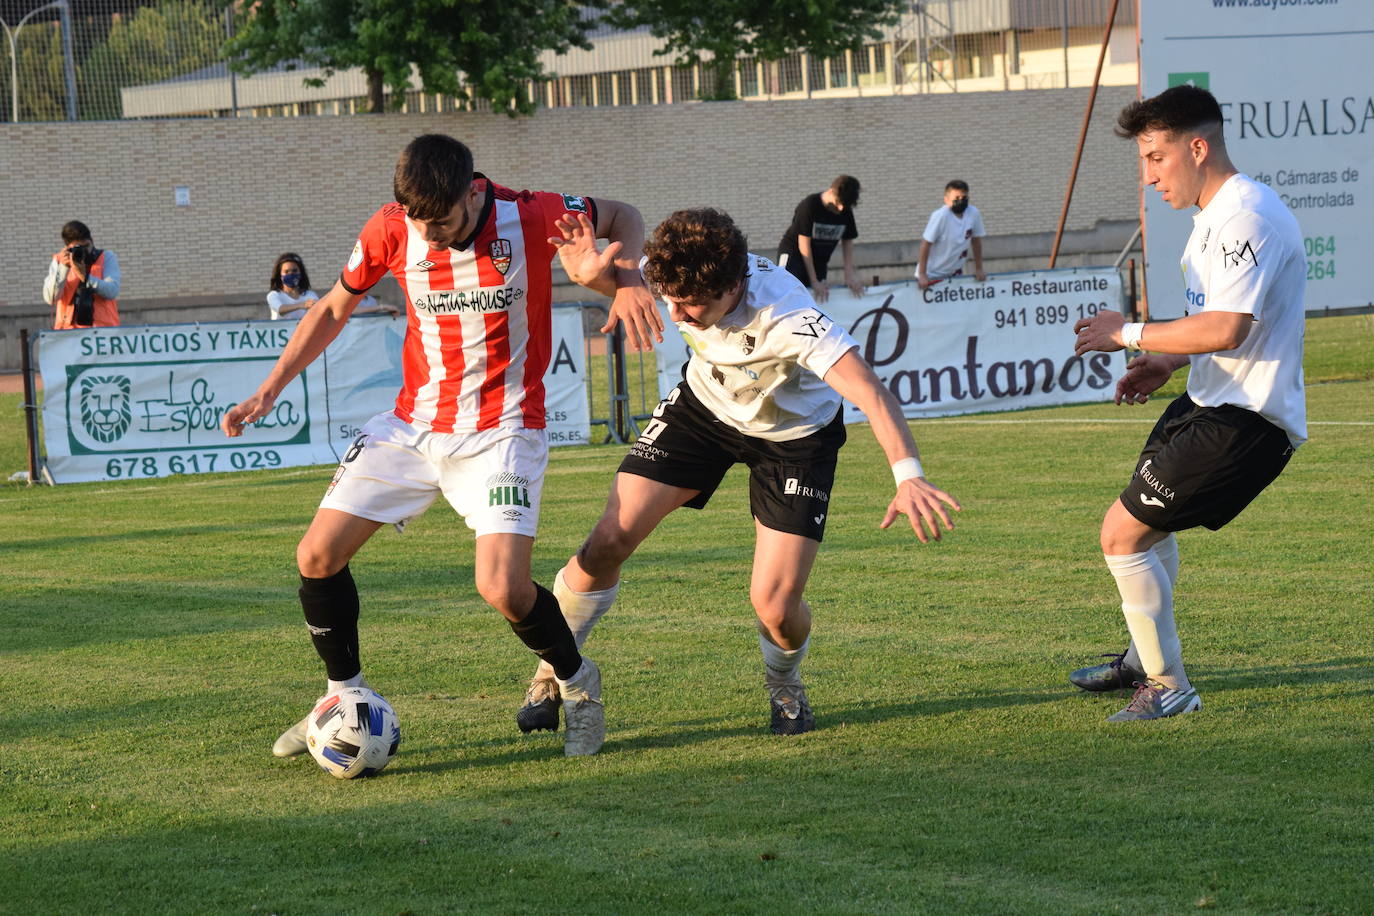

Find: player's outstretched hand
<box><xmin>221</xmin><ymin>390</ymin><xmax>275</xmax><ymax>438</ymax></box>
<box><xmin>550</xmin><ymin>212</ymin><xmax>620</xmax><ymax>287</ymax></box>
<box><xmin>1115</xmin><ymin>353</ymin><xmax>1175</xmax><ymax>405</ymax></box>
<box><xmin>810</xmin><ymin>281</ymin><xmax>830</xmax><ymax>304</ymax></box>
<box><xmin>604</xmin><ymin>284</ymin><xmax>664</xmax><ymax>352</ymax></box>
<box><xmin>881</xmin><ymin>477</ymin><xmax>962</xmax><ymax>543</ymax></box>
<box><xmin>1073</xmin><ymin>309</ymin><xmax>1125</xmax><ymax>356</ymax></box>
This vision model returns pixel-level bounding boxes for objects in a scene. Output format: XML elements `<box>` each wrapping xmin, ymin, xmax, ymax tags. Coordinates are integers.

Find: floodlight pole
<box><xmin>2</xmin><ymin>0</ymin><xmax>72</xmax><ymax>122</ymax></box>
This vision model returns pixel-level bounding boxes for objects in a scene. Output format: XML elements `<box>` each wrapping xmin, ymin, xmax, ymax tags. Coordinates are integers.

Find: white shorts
<box><xmin>319</xmin><ymin>411</ymin><xmax>548</xmax><ymax>538</ymax></box>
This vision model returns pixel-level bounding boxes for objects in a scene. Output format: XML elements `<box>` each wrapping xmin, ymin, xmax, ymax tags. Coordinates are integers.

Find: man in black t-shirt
<box><xmin>776</xmin><ymin>175</ymin><xmax>862</xmax><ymax>303</ymax></box>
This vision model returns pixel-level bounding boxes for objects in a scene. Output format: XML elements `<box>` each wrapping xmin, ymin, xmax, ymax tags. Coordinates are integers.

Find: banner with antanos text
<box><xmin>656</xmin><ymin>270</ymin><xmax>1126</xmax><ymax>419</ymax></box>
<box><xmin>36</xmin><ymin>309</ymin><xmax>590</xmax><ymax>484</ymax></box>
<box><xmin>1139</xmin><ymin>2</ymin><xmax>1374</xmax><ymax>317</ymax></box>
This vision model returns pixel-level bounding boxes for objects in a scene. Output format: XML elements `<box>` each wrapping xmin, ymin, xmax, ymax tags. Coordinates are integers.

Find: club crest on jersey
<box><xmin>489</xmin><ymin>238</ymin><xmax>513</xmax><ymax>275</ymax></box>
<box><xmin>562</xmin><ymin>194</ymin><xmax>589</xmax><ymax>214</ymax></box>
<box><xmin>741</xmin><ymin>334</ymin><xmax>756</xmax><ymax>355</ymax></box>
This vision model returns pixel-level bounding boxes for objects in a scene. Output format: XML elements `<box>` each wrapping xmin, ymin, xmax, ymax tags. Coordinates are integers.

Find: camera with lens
<box><xmin>66</xmin><ymin>244</ymin><xmax>92</xmax><ymax>268</ymax></box>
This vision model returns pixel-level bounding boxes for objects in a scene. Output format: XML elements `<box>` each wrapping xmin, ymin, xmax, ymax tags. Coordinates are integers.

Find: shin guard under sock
<box><xmin>509</xmin><ymin>583</ymin><xmax>582</xmax><ymax>681</ymax></box>
<box><xmin>299</xmin><ymin>565</ymin><xmax>361</xmax><ymax>682</ymax></box>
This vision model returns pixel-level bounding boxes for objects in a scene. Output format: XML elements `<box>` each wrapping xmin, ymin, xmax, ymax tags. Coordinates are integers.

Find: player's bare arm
<box><xmin>593</xmin><ymin>197</ymin><xmax>664</xmax><ymax>352</ymax></box>
<box><xmin>1073</xmin><ymin>308</ymin><xmax>1251</xmax><ymax>357</ymax></box>
<box><xmin>222</xmin><ymin>280</ymin><xmax>363</xmax><ymax>437</ymax></box>
<box><xmin>823</xmin><ymin>349</ymin><xmax>961</xmax><ymax>543</ymax></box>
<box><xmin>550</xmin><ymin>212</ymin><xmax>619</xmax><ymax>297</ymax></box>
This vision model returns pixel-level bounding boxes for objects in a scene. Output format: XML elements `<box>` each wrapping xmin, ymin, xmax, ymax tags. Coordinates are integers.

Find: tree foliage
<box><xmin>223</xmin><ymin>0</ymin><xmax>593</xmax><ymax>114</ymax></box>
<box><xmin>602</xmin><ymin>0</ymin><xmax>906</xmax><ymax>100</ymax></box>
<box><xmin>80</xmin><ymin>0</ymin><xmax>223</xmax><ymax>120</ymax></box>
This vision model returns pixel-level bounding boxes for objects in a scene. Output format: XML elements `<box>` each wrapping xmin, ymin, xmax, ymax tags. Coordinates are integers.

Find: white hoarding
<box><xmin>37</xmin><ymin>309</ymin><xmax>590</xmax><ymax>484</ymax></box>
<box><xmin>1139</xmin><ymin>1</ymin><xmax>1374</xmax><ymax>318</ymax></box>
<box><xmin>657</xmin><ymin>271</ymin><xmax>1125</xmax><ymax>419</ymax></box>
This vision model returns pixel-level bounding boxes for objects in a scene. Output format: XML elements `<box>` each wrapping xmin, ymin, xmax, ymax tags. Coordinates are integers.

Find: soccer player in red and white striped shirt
<box><xmin>223</xmin><ymin>134</ymin><xmax>663</xmax><ymax>759</ymax></box>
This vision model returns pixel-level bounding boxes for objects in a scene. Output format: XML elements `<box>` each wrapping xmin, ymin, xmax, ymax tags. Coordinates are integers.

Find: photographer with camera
<box><xmin>42</xmin><ymin>220</ymin><xmax>121</xmax><ymax>329</ymax></box>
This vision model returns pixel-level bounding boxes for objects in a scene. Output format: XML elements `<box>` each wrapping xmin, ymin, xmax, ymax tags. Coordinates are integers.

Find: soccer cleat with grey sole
<box><xmin>768</xmin><ymin>682</ymin><xmax>815</xmax><ymax>735</ymax></box>
<box><xmin>559</xmin><ymin>659</ymin><xmax>605</xmax><ymax>756</ymax></box>
<box><xmin>516</xmin><ymin>675</ymin><xmax>562</xmax><ymax>733</ymax></box>
<box><xmin>272</xmin><ymin>714</ymin><xmax>310</xmax><ymax>758</ymax></box>
<box><xmin>1107</xmin><ymin>681</ymin><xmax>1201</xmax><ymax>722</ymax></box>
<box><xmin>1070</xmin><ymin>651</ymin><xmax>1145</xmax><ymax>692</ymax></box>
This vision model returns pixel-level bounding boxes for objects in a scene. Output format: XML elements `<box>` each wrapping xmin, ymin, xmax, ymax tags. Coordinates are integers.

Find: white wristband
<box><xmin>1121</xmin><ymin>322</ymin><xmax>1145</xmax><ymax>350</ymax></box>
<box><xmin>892</xmin><ymin>457</ymin><xmax>925</xmax><ymax>484</ymax></box>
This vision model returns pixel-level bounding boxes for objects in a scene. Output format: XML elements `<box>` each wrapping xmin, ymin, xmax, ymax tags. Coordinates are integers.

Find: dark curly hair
<box><xmin>644</xmin><ymin>208</ymin><xmax>749</xmax><ymax>302</ymax></box>
<box><xmin>1116</xmin><ymin>85</ymin><xmax>1225</xmax><ymax>139</ymax></box>
<box><xmin>394</xmin><ymin>134</ymin><xmax>474</xmax><ymax>221</ymax></box>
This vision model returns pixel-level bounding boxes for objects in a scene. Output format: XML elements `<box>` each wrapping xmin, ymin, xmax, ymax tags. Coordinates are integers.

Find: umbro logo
<box><xmin>416</xmin><ymin>259</ymin><xmax>436</xmax><ymax>270</ymax></box>
<box><xmin>1139</xmin><ymin>494</ymin><xmax>1166</xmax><ymax>509</ymax></box>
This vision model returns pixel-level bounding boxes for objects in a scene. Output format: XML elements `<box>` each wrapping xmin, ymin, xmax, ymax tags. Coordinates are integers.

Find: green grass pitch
<box><xmin>2</xmin><ymin>316</ymin><xmax>1371</xmax><ymax>913</ymax></box>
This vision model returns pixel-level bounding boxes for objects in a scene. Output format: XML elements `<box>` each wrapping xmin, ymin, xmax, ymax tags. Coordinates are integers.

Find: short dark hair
<box><xmin>269</xmin><ymin>252</ymin><xmax>311</xmax><ymax>293</ymax></box>
<box><xmin>644</xmin><ymin>208</ymin><xmax>749</xmax><ymax>302</ymax></box>
<box><xmin>61</xmin><ymin>220</ymin><xmax>91</xmax><ymax>244</ymax></box>
<box><xmin>1116</xmin><ymin>85</ymin><xmax>1225</xmax><ymax>139</ymax></box>
<box><xmin>944</xmin><ymin>179</ymin><xmax>969</xmax><ymax>193</ymax></box>
<box><xmin>831</xmin><ymin>175</ymin><xmax>860</xmax><ymax>207</ymax></box>
<box><xmin>394</xmin><ymin>134</ymin><xmax>475</xmax><ymax>220</ymax></box>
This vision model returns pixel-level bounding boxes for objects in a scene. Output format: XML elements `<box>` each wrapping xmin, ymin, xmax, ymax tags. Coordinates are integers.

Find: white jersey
<box><xmin>675</xmin><ymin>255</ymin><xmax>859</xmax><ymax>442</ymax></box>
<box><xmin>1182</xmin><ymin>173</ymin><xmax>1307</xmax><ymax>447</ymax></box>
<box><xmin>919</xmin><ymin>204</ymin><xmax>986</xmax><ymax>279</ymax></box>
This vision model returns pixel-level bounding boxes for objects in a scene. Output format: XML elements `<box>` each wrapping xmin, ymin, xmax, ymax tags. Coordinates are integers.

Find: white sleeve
<box><xmin>266</xmin><ymin>290</ymin><xmax>286</xmax><ymax>320</ymax></box>
<box><xmin>42</xmin><ymin>257</ymin><xmax>65</xmax><ymax>305</ymax></box>
<box><xmin>774</xmin><ymin>302</ymin><xmax>860</xmax><ymax>380</ymax></box>
<box><xmin>921</xmin><ymin>210</ymin><xmax>943</xmax><ymax>245</ymax></box>
<box><xmin>971</xmin><ymin>208</ymin><xmax>987</xmax><ymax>238</ymax></box>
<box><xmin>1204</xmin><ymin>211</ymin><xmax>1281</xmax><ymax>319</ymax></box>
<box><xmin>91</xmin><ymin>250</ymin><xmax>120</xmax><ymax>299</ymax></box>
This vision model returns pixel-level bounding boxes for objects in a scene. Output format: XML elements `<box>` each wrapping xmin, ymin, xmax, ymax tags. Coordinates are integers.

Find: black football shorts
<box><xmin>1121</xmin><ymin>393</ymin><xmax>1294</xmax><ymax>532</ymax></box>
<box><xmin>618</xmin><ymin>380</ymin><xmax>846</xmax><ymax>542</ymax></box>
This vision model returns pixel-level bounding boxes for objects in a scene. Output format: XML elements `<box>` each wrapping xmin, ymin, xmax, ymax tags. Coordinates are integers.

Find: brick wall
<box><xmin>0</xmin><ymin>86</ymin><xmax>1139</xmax><ymax>311</ymax></box>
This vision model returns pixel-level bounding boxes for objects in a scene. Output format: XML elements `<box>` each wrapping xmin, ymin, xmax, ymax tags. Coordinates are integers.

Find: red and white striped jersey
<box><xmin>340</xmin><ymin>177</ymin><xmax>596</xmax><ymax>433</ymax></box>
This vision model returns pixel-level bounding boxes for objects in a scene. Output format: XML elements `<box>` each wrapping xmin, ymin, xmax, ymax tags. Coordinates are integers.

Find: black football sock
<box><xmin>299</xmin><ymin>565</ymin><xmax>361</xmax><ymax>682</ymax></box>
<box><xmin>509</xmin><ymin>583</ymin><xmax>583</xmax><ymax>681</ymax></box>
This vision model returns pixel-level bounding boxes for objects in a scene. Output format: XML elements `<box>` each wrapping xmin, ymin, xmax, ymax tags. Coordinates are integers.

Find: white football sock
<box><xmin>1105</xmin><ymin>551</ymin><xmax>1189</xmax><ymax>691</ymax></box>
<box><xmin>327</xmin><ymin>672</ymin><xmax>367</xmax><ymax>692</ymax></box>
<box><xmin>759</xmin><ymin>633</ymin><xmax>809</xmax><ymax>686</ymax></box>
<box><xmin>1122</xmin><ymin>535</ymin><xmax>1179</xmax><ymax>671</ymax></box>
<box><xmin>534</xmin><ymin>566</ymin><xmax>619</xmax><ymax>680</ymax></box>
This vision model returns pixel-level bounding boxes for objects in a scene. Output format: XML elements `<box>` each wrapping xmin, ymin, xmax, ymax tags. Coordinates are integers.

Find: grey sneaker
<box><xmin>768</xmin><ymin>682</ymin><xmax>815</xmax><ymax>736</ymax></box>
<box><xmin>1070</xmin><ymin>651</ymin><xmax>1145</xmax><ymax>692</ymax></box>
<box><xmin>558</xmin><ymin>659</ymin><xmax>604</xmax><ymax>756</ymax></box>
<box><xmin>516</xmin><ymin>673</ymin><xmax>562</xmax><ymax>733</ymax></box>
<box><xmin>272</xmin><ymin>713</ymin><xmax>310</xmax><ymax>758</ymax></box>
<box><xmin>1107</xmin><ymin>680</ymin><xmax>1202</xmax><ymax>722</ymax></box>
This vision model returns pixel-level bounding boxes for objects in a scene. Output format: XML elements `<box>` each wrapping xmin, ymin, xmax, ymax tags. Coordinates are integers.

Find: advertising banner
<box><xmin>1139</xmin><ymin>2</ymin><xmax>1374</xmax><ymax>317</ymax></box>
<box><xmin>657</xmin><ymin>270</ymin><xmax>1126</xmax><ymax>420</ymax></box>
<box><xmin>37</xmin><ymin>308</ymin><xmax>590</xmax><ymax>484</ymax></box>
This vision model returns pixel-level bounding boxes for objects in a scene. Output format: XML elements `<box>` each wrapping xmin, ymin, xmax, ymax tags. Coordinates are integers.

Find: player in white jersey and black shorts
<box><xmin>514</xmin><ymin>207</ymin><xmax>961</xmax><ymax>737</ymax></box>
<box><xmin>1071</xmin><ymin>85</ymin><xmax>1306</xmax><ymax>722</ymax></box>
<box><xmin>222</xmin><ymin>134</ymin><xmax>664</xmax><ymax>760</ymax></box>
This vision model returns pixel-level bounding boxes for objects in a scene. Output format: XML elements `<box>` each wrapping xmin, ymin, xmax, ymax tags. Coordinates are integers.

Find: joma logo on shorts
<box><xmin>489</xmin><ymin>486</ymin><xmax>531</xmax><ymax>507</ymax></box>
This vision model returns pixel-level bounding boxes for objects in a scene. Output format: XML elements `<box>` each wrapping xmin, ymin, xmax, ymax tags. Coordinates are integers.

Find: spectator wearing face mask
<box><xmin>916</xmin><ymin>180</ymin><xmax>987</xmax><ymax>290</ymax></box>
<box><xmin>267</xmin><ymin>253</ymin><xmax>319</xmax><ymax>320</ymax></box>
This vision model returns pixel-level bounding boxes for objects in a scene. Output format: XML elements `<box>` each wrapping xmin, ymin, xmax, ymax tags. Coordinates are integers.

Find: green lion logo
<box><xmin>80</xmin><ymin>374</ymin><xmax>132</xmax><ymax>443</ymax></box>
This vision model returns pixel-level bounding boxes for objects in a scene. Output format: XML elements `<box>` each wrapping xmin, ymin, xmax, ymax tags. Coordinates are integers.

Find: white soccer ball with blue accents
<box><xmin>305</xmin><ymin>686</ymin><xmax>400</xmax><ymax>779</ymax></box>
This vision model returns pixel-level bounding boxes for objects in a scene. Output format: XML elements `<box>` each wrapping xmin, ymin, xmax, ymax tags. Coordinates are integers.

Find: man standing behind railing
<box><xmin>43</xmin><ymin>219</ymin><xmax>120</xmax><ymax>329</ymax></box>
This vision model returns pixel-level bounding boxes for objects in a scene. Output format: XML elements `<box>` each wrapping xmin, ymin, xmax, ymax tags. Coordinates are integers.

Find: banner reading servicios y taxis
<box><xmin>37</xmin><ymin>309</ymin><xmax>590</xmax><ymax>484</ymax></box>
<box><xmin>656</xmin><ymin>269</ymin><xmax>1126</xmax><ymax>419</ymax></box>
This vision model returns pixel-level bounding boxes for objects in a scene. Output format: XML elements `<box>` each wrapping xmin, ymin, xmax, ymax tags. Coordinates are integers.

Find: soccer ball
<box><xmin>305</xmin><ymin>687</ymin><xmax>401</xmax><ymax>779</ymax></box>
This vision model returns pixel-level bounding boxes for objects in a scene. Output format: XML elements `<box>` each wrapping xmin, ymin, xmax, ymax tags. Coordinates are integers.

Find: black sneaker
<box><xmin>1069</xmin><ymin>651</ymin><xmax>1145</xmax><ymax>692</ymax></box>
<box><xmin>768</xmin><ymin>683</ymin><xmax>815</xmax><ymax>736</ymax></box>
<box><xmin>516</xmin><ymin>675</ymin><xmax>561</xmax><ymax>733</ymax></box>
